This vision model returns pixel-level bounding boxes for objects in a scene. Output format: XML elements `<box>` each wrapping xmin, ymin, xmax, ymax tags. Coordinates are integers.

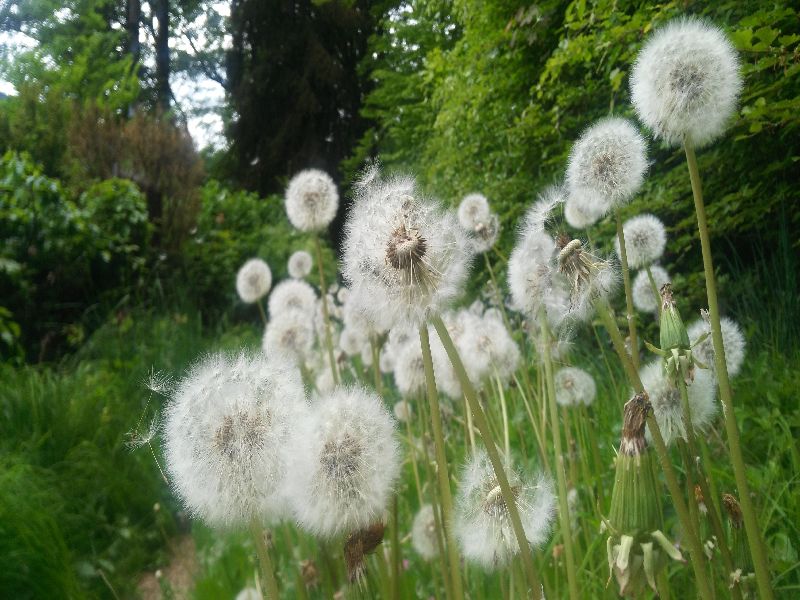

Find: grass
<box><xmin>1</xmin><ymin>242</ymin><xmax>798</xmax><ymax>598</ymax></box>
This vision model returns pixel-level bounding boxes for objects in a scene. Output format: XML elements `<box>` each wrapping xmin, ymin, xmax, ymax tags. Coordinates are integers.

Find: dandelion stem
<box><xmin>391</xmin><ymin>496</ymin><xmax>401</xmax><ymax>600</ymax></box>
<box><xmin>539</xmin><ymin>314</ymin><xmax>580</xmax><ymax>600</ymax></box>
<box><xmin>419</xmin><ymin>325</ymin><xmax>463</xmax><ymax>600</ymax></box>
<box><xmin>313</xmin><ymin>236</ymin><xmax>340</xmax><ymax>385</ymax></box>
<box><xmin>645</xmin><ymin>265</ymin><xmax>662</xmax><ymax>319</ymax></box>
<box><xmin>432</xmin><ymin>315</ymin><xmax>543</xmax><ymax>599</ymax></box>
<box><xmin>676</xmin><ymin>377</ymin><xmax>743</xmax><ymax>600</ymax></box>
<box><xmin>684</xmin><ymin>139</ymin><xmax>773</xmax><ymax>600</ymax></box>
<box><xmin>250</xmin><ymin>519</ymin><xmax>280</xmax><ymax>600</ymax></box>
<box><xmin>370</xmin><ymin>335</ymin><xmax>383</xmax><ymax>395</ymax></box>
<box><xmin>615</xmin><ymin>211</ymin><xmax>640</xmax><ymax>371</ymax></box>
<box><xmin>256</xmin><ymin>301</ymin><xmax>268</xmax><ymax>326</ymax></box>
<box><xmin>595</xmin><ymin>300</ymin><xmax>715</xmax><ymax>600</ymax></box>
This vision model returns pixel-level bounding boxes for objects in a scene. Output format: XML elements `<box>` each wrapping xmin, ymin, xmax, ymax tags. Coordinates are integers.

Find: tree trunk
<box><xmin>154</xmin><ymin>0</ymin><xmax>170</xmax><ymax>113</ymax></box>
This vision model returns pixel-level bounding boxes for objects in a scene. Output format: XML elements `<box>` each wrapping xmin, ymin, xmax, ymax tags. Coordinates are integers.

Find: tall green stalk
<box><xmin>419</xmin><ymin>325</ymin><xmax>464</xmax><ymax>600</ymax></box>
<box><xmin>250</xmin><ymin>519</ymin><xmax>280</xmax><ymax>600</ymax></box>
<box><xmin>432</xmin><ymin>316</ymin><xmax>543</xmax><ymax>599</ymax></box>
<box><xmin>615</xmin><ymin>211</ymin><xmax>640</xmax><ymax>370</ymax></box>
<box><xmin>313</xmin><ymin>236</ymin><xmax>340</xmax><ymax>385</ymax></box>
<box><xmin>595</xmin><ymin>301</ymin><xmax>715</xmax><ymax>600</ymax></box>
<box><xmin>684</xmin><ymin>139</ymin><xmax>773</xmax><ymax>600</ymax></box>
<box><xmin>539</xmin><ymin>314</ymin><xmax>580</xmax><ymax>600</ymax></box>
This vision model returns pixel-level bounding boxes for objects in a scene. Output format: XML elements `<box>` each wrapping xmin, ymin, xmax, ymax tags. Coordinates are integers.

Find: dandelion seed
<box><xmin>688</xmin><ymin>315</ymin><xmax>746</xmax><ymax>378</ymax></box>
<box><xmin>632</xmin><ymin>266</ymin><xmax>670</xmax><ymax>314</ymax></box>
<box><xmin>236</xmin><ymin>258</ymin><xmax>272</xmax><ymax>304</ymax></box>
<box><xmin>285</xmin><ymin>385</ymin><xmax>400</xmax><ymax>538</ymax></box>
<box><xmin>285</xmin><ymin>169</ymin><xmax>339</xmax><ymax>232</ymax></box>
<box><xmin>262</xmin><ymin>310</ymin><xmax>315</xmax><ymax>366</ymax></box>
<box><xmin>554</xmin><ymin>367</ymin><xmax>597</xmax><ymax>407</ymax></box>
<box><xmin>163</xmin><ymin>351</ymin><xmax>307</xmax><ymax>527</ymax></box>
<box><xmin>615</xmin><ymin>214</ymin><xmax>667</xmax><ymax>269</ymax></box>
<box><xmin>455</xmin><ymin>451</ymin><xmax>555</xmax><ymax>569</ymax></box>
<box><xmin>411</xmin><ymin>504</ymin><xmax>439</xmax><ymax>560</ymax></box>
<box><xmin>268</xmin><ymin>279</ymin><xmax>318</xmax><ymax>318</ymax></box>
<box><xmin>288</xmin><ymin>250</ymin><xmax>313</xmax><ymax>279</ymax></box>
<box><xmin>566</xmin><ymin>118</ymin><xmax>648</xmax><ymax>208</ymax></box>
<box><xmin>342</xmin><ymin>167</ymin><xmax>471</xmax><ymax>328</ymax></box>
<box><xmin>639</xmin><ymin>360</ymin><xmax>716</xmax><ymax>447</ymax></box>
<box><xmin>631</xmin><ymin>17</ymin><xmax>742</xmax><ymax>148</ymax></box>
<box><xmin>126</xmin><ymin>415</ymin><xmax>160</xmax><ymax>450</ymax></box>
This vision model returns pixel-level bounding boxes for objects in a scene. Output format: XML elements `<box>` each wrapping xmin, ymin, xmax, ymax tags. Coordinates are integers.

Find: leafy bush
<box><xmin>0</xmin><ymin>152</ymin><xmax>150</xmax><ymax>360</ymax></box>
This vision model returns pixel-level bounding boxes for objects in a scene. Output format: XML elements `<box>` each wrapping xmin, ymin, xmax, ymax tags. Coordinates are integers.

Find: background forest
<box><xmin>1</xmin><ymin>0</ymin><xmax>798</xmax><ymax>598</ymax></box>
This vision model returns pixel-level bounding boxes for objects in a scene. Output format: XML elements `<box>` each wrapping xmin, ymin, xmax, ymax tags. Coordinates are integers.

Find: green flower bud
<box><xmin>659</xmin><ymin>283</ymin><xmax>690</xmax><ymax>352</ymax></box>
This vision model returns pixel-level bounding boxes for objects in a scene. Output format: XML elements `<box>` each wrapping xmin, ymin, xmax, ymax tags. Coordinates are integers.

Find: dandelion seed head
<box><xmin>458</xmin><ymin>193</ymin><xmax>491</xmax><ymax>230</ymax></box>
<box><xmin>285</xmin><ymin>385</ymin><xmax>400</xmax><ymax>537</ymax></box>
<box><xmin>268</xmin><ymin>279</ymin><xmax>318</xmax><ymax>318</ymax></box>
<box><xmin>564</xmin><ymin>187</ymin><xmax>608</xmax><ymax>229</ymax></box>
<box><xmin>288</xmin><ymin>250</ymin><xmax>313</xmax><ymax>279</ymax></box>
<box><xmin>688</xmin><ymin>316</ymin><xmax>746</xmax><ymax>378</ymax></box>
<box><xmin>163</xmin><ymin>351</ymin><xmax>306</xmax><ymax>527</ymax></box>
<box><xmin>393</xmin><ymin>342</ymin><xmax>426</xmax><ymax>399</ymax></box>
<box><xmin>631</xmin><ymin>17</ymin><xmax>742</xmax><ymax>148</ymax></box>
<box><xmin>640</xmin><ymin>360</ymin><xmax>716</xmax><ymax>447</ymax></box>
<box><xmin>460</xmin><ymin>312</ymin><xmax>521</xmax><ymax>385</ymax></box>
<box><xmin>285</xmin><ymin>169</ymin><xmax>339</xmax><ymax>232</ymax></box>
<box><xmin>343</xmin><ymin>169</ymin><xmax>471</xmax><ymax>328</ymax></box>
<box><xmin>236</xmin><ymin>258</ymin><xmax>272</xmax><ymax>304</ymax></box>
<box><xmin>262</xmin><ymin>310</ymin><xmax>315</xmax><ymax>366</ymax></box>
<box><xmin>615</xmin><ymin>214</ymin><xmax>667</xmax><ymax>269</ymax></box>
<box><xmin>455</xmin><ymin>451</ymin><xmax>555</xmax><ymax>569</ymax></box>
<box><xmin>554</xmin><ymin>367</ymin><xmax>597</xmax><ymax>407</ymax></box>
<box><xmin>393</xmin><ymin>400</ymin><xmax>412</xmax><ymax>424</ymax></box>
<box><xmin>411</xmin><ymin>504</ymin><xmax>439</xmax><ymax>560</ymax></box>
<box><xmin>566</xmin><ymin>118</ymin><xmax>648</xmax><ymax>207</ymax></box>
<box><xmin>632</xmin><ymin>266</ymin><xmax>670</xmax><ymax>314</ymax></box>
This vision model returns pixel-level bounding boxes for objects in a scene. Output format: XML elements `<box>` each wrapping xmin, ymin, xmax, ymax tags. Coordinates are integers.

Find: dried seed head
<box><xmin>285</xmin><ymin>169</ymin><xmax>339</xmax><ymax>232</ymax></box>
<box><xmin>288</xmin><ymin>250</ymin><xmax>313</xmax><ymax>279</ymax></box>
<box><xmin>411</xmin><ymin>504</ymin><xmax>439</xmax><ymax>560</ymax></box>
<box><xmin>615</xmin><ymin>214</ymin><xmax>667</xmax><ymax>269</ymax></box>
<box><xmin>632</xmin><ymin>266</ymin><xmax>670</xmax><ymax>314</ymax></box>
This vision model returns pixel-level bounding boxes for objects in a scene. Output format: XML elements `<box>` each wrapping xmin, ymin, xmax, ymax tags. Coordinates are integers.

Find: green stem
<box><xmin>595</xmin><ymin>302</ymin><xmax>715</xmax><ymax>600</ymax></box>
<box><xmin>313</xmin><ymin>236</ymin><xmax>340</xmax><ymax>385</ymax></box>
<box><xmin>419</xmin><ymin>325</ymin><xmax>464</xmax><ymax>600</ymax></box>
<box><xmin>256</xmin><ymin>301</ymin><xmax>268</xmax><ymax>326</ymax></box>
<box><xmin>391</xmin><ymin>496</ymin><xmax>401</xmax><ymax>600</ymax></box>
<box><xmin>645</xmin><ymin>265</ymin><xmax>662</xmax><ymax>320</ymax></box>
<box><xmin>615</xmin><ymin>210</ymin><xmax>640</xmax><ymax>371</ymax></box>
<box><xmin>684</xmin><ymin>139</ymin><xmax>773</xmax><ymax>600</ymax></box>
<box><xmin>370</xmin><ymin>335</ymin><xmax>383</xmax><ymax>395</ymax></box>
<box><xmin>250</xmin><ymin>519</ymin><xmax>280</xmax><ymax>600</ymax></box>
<box><xmin>432</xmin><ymin>316</ymin><xmax>543</xmax><ymax>599</ymax></box>
<box><xmin>677</xmin><ymin>378</ymin><xmax>743</xmax><ymax>600</ymax></box>
<box><xmin>539</xmin><ymin>315</ymin><xmax>580</xmax><ymax>600</ymax></box>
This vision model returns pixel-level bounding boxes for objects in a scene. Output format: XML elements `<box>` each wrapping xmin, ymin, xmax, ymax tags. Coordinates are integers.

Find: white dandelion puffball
<box><xmin>285</xmin><ymin>169</ymin><xmax>339</xmax><ymax>232</ymax></box>
<box><xmin>393</xmin><ymin>400</ymin><xmax>412</xmax><ymax>423</ymax></box>
<box><xmin>631</xmin><ymin>17</ymin><xmax>742</xmax><ymax>148</ymax></box>
<box><xmin>235</xmin><ymin>588</ymin><xmax>260</xmax><ymax>600</ymax></box>
<box><xmin>393</xmin><ymin>341</ymin><xmax>426</xmax><ymax>399</ymax></box>
<box><xmin>268</xmin><ymin>279</ymin><xmax>317</xmax><ymax>318</ymax></box>
<box><xmin>342</xmin><ymin>167</ymin><xmax>472</xmax><ymax>328</ymax></box>
<box><xmin>460</xmin><ymin>312</ymin><xmax>521</xmax><ymax>385</ymax></box>
<box><xmin>288</xmin><ymin>250</ymin><xmax>313</xmax><ymax>279</ymax></box>
<box><xmin>468</xmin><ymin>212</ymin><xmax>501</xmax><ymax>254</ymax></box>
<box><xmin>411</xmin><ymin>504</ymin><xmax>439</xmax><ymax>560</ymax></box>
<box><xmin>339</xmin><ymin>325</ymin><xmax>367</xmax><ymax>357</ymax></box>
<box><xmin>615</xmin><ymin>214</ymin><xmax>667</xmax><ymax>269</ymax></box>
<box><xmin>508</xmin><ymin>229</ymin><xmax>569</xmax><ymax>328</ymax></box>
<box><xmin>632</xmin><ymin>265</ymin><xmax>670</xmax><ymax>314</ymax></box>
<box><xmin>566</xmin><ymin>117</ymin><xmax>648</xmax><ymax>207</ymax></box>
<box><xmin>458</xmin><ymin>193</ymin><xmax>491</xmax><ymax>230</ymax></box>
<box><xmin>455</xmin><ymin>451</ymin><xmax>555</xmax><ymax>569</ymax></box>
<box><xmin>236</xmin><ymin>258</ymin><xmax>272</xmax><ymax>304</ymax></box>
<box><xmin>164</xmin><ymin>351</ymin><xmax>307</xmax><ymax>527</ymax></box>
<box><xmin>554</xmin><ymin>367</ymin><xmax>596</xmax><ymax>407</ymax></box>
<box><xmin>285</xmin><ymin>385</ymin><xmax>400</xmax><ymax>537</ymax></box>
<box><xmin>262</xmin><ymin>311</ymin><xmax>315</xmax><ymax>366</ymax></box>
<box><xmin>564</xmin><ymin>188</ymin><xmax>607</xmax><ymax>229</ymax></box>
<box><xmin>688</xmin><ymin>316</ymin><xmax>746</xmax><ymax>378</ymax></box>
<box><xmin>640</xmin><ymin>360</ymin><xmax>716</xmax><ymax>447</ymax></box>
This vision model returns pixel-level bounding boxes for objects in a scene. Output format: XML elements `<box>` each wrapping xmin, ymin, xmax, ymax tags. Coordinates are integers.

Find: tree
<box><xmin>224</xmin><ymin>0</ymin><xmax>379</xmax><ymax>196</ymax></box>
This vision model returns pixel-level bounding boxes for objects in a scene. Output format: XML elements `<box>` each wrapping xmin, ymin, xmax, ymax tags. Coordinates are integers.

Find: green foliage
<box><xmin>183</xmin><ymin>180</ymin><xmax>336</xmax><ymax>319</ymax></box>
<box><xmin>353</xmin><ymin>0</ymin><xmax>800</xmax><ymax>309</ymax></box>
<box><xmin>0</xmin><ymin>152</ymin><xmax>150</xmax><ymax>359</ymax></box>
